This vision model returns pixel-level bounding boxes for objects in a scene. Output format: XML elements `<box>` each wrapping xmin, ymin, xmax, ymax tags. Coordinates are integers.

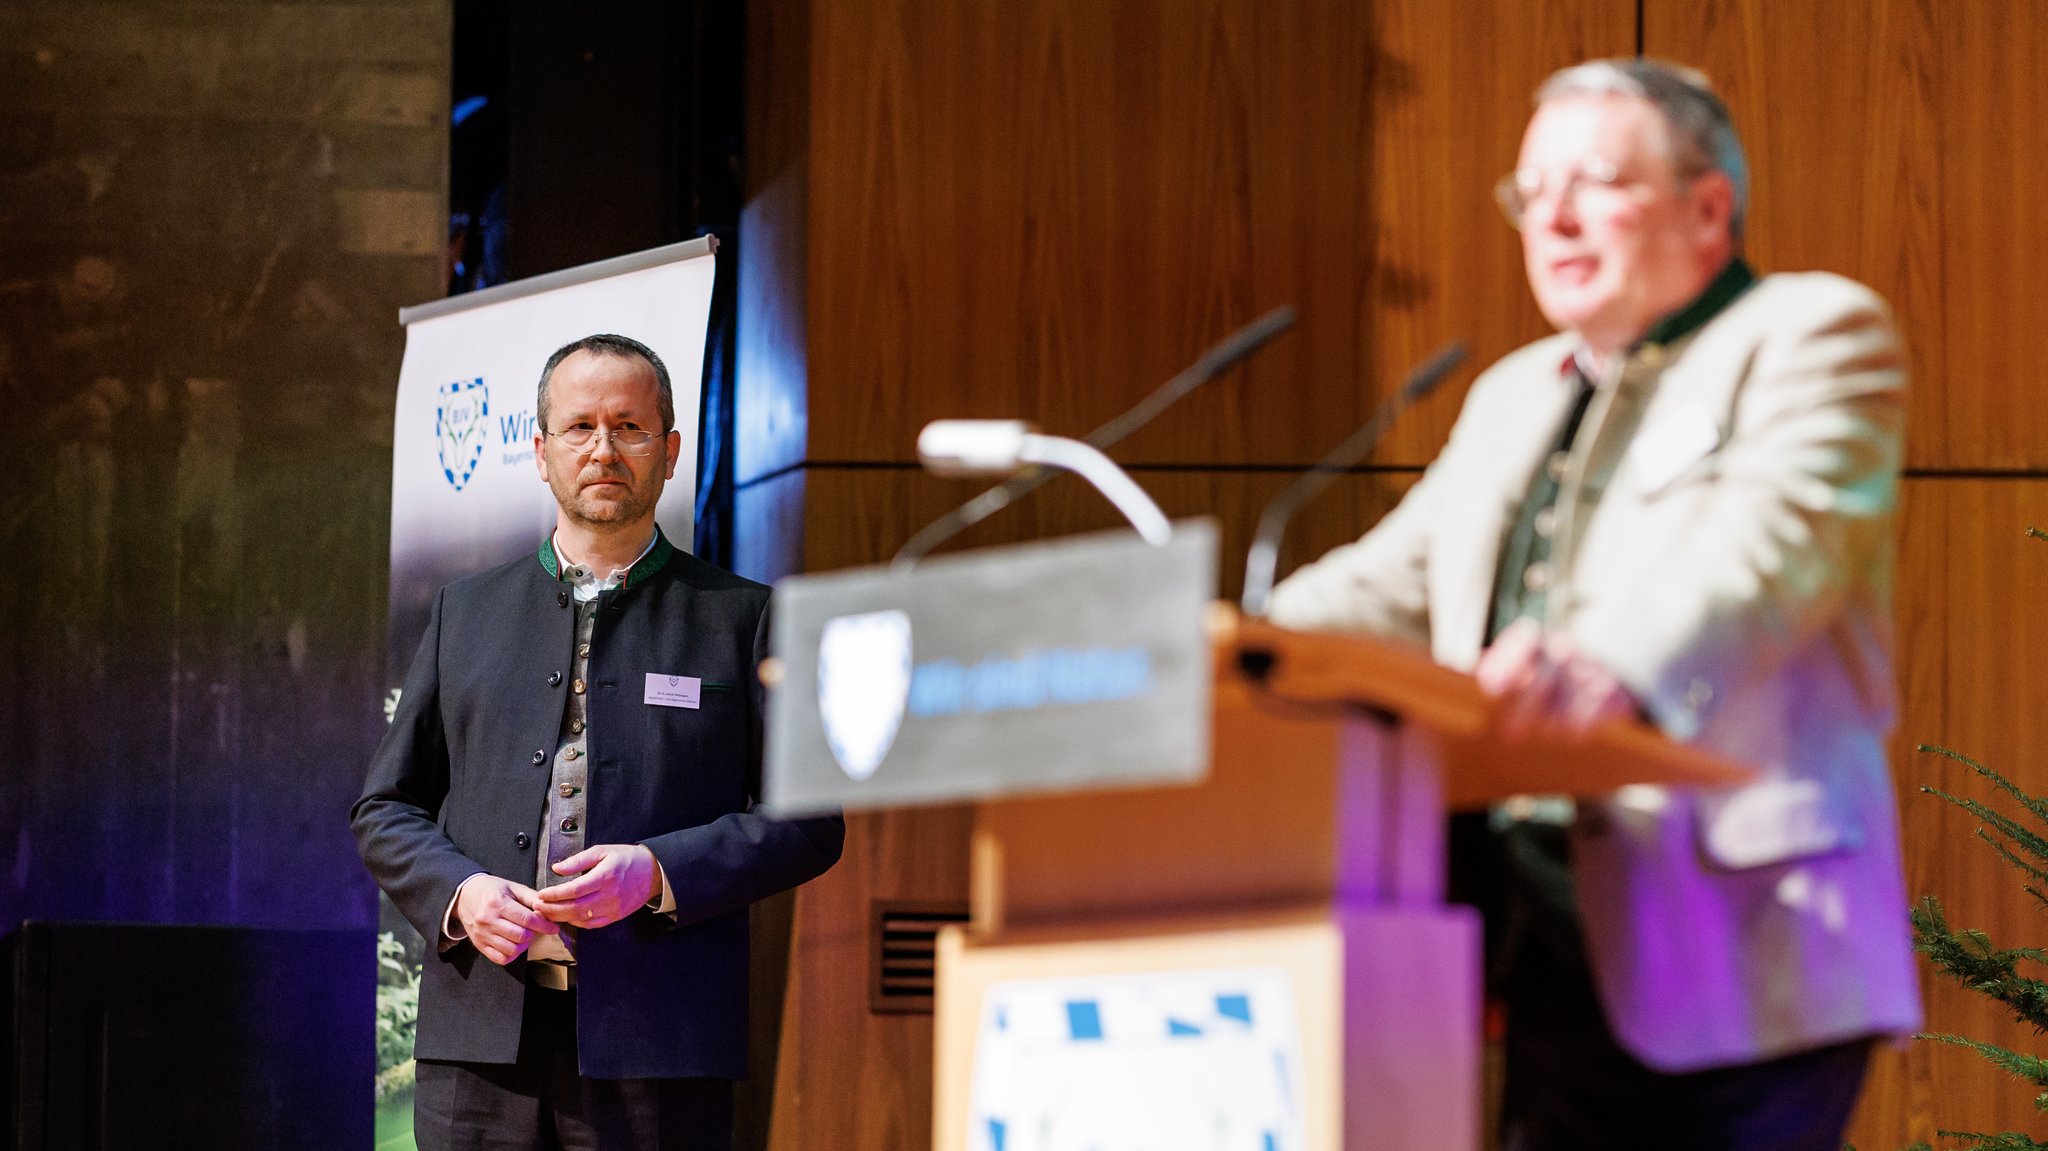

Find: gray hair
<box><xmin>536</xmin><ymin>333</ymin><xmax>675</xmax><ymax>434</ymax></box>
<box><xmin>1537</xmin><ymin>58</ymin><xmax>1749</xmax><ymax>239</ymax></box>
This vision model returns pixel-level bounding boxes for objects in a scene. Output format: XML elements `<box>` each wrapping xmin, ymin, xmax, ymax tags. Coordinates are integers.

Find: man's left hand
<box><xmin>1475</xmin><ymin>618</ymin><xmax>1639</xmax><ymax>743</ymax></box>
<box><xmin>534</xmin><ymin>843</ymin><xmax>663</xmax><ymax>929</ymax></box>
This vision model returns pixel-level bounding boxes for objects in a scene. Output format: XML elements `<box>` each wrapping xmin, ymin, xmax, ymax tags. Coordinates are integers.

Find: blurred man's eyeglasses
<box><xmin>545</xmin><ymin>427</ymin><xmax>663</xmax><ymax>456</ymax></box>
<box><xmin>1494</xmin><ymin>156</ymin><xmax>1633</xmax><ymax>230</ymax></box>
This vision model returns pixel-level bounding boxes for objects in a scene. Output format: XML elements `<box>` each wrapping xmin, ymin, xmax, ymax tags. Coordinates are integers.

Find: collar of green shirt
<box><xmin>537</xmin><ymin>526</ymin><xmax>675</xmax><ymax>589</ymax></box>
<box><xmin>1640</xmin><ymin>257</ymin><xmax>1756</xmax><ymax>350</ymax></box>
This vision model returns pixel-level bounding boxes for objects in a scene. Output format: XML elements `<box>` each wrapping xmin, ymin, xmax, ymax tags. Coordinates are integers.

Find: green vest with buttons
<box><xmin>1485</xmin><ymin>259</ymin><xmax>1757</xmax><ymax>645</ymax></box>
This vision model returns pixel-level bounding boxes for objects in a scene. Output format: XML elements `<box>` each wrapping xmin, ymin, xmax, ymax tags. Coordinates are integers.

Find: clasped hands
<box><xmin>1474</xmin><ymin>619</ymin><xmax>1638</xmax><ymax>743</ymax></box>
<box><xmin>453</xmin><ymin>843</ymin><xmax>663</xmax><ymax>966</ymax></box>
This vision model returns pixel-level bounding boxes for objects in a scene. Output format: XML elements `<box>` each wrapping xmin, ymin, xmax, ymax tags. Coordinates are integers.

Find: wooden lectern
<box><xmin>932</xmin><ymin>610</ymin><xmax>1752</xmax><ymax>1151</ymax></box>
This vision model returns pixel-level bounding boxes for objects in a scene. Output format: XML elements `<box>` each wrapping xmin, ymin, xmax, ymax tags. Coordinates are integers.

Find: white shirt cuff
<box><xmin>440</xmin><ymin>871</ymin><xmax>488</xmax><ymax>952</ymax></box>
<box><xmin>645</xmin><ymin>856</ymin><xmax>677</xmax><ymax>917</ymax></box>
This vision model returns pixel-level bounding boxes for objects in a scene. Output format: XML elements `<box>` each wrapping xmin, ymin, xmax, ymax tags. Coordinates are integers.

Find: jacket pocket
<box><xmin>1692</xmin><ymin>778</ymin><xmax>1864</xmax><ymax>871</ymax></box>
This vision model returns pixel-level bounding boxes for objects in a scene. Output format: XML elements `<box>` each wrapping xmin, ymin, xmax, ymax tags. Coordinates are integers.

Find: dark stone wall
<box><xmin>0</xmin><ymin>1</ymin><xmax>450</xmax><ymax>931</ymax></box>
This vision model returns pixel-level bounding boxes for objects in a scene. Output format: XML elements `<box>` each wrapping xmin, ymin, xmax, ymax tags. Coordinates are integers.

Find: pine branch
<box><xmin>1915</xmin><ymin>941</ymin><xmax>2048</xmax><ymax>1015</ymax></box>
<box><xmin>1925</xmin><ymin>1132</ymin><xmax>2048</xmax><ymax>1151</ymax></box>
<box><xmin>1912</xmin><ymin>899</ymin><xmax>2048</xmax><ymax>1028</ymax></box>
<box><xmin>1914</xmin><ymin>898</ymin><xmax>2048</xmax><ymax>965</ymax></box>
<box><xmin>1923</xmin><ymin>783</ymin><xmax>2048</xmax><ymax>871</ymax></box>
<box><xmin>1869</xmin><ymin>1133</ymin><xmax>2048</xmax><ymax>1151</ymax></box>
<box><xmin>1920</xmin><ymin>1033</ymin><xmax>2048</xmax><ymax>1086</ymax></box>
<box><xmin>1922</xmin><ymin>786</ymin><xmax>2048</xmax><ymax>877</ymax></box>
<box><xmin>1974</xmin><ymin>830</ymin><xmax>2048</xmax><ymax>910</ymax></box>
<box><xmin>1972</xmin><ymin>823</ymin><xmax>2048</xmax><ymax>889</ymax></box>
<box><xmin>1921</xmin><ymin>744</ymin><xmax>2048</xmax><ymax>837</ymax></box>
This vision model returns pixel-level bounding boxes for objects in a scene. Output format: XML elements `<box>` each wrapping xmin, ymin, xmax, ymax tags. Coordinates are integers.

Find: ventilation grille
<box><xmin>870</xmin><ymin>900</ymin><xmax>970</xmax><ymax>1015</ymax></box>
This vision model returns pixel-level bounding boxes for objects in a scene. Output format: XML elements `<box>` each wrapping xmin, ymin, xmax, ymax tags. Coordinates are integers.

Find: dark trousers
<box><xmin>1491</xmin><ymin>822</ymin><xmax>1872</xmax><ymax>1151</ymax></box>
<box><xmin>414</xmin><ymin>985</ymin><xmax>733</xmax><ymax>1151</ymax></box>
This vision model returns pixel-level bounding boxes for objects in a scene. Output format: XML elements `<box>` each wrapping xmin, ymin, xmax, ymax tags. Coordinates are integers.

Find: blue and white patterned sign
<box><xmin>968</xmin><ymin>966</ymin><xmax>1305</xmax><ymax>1151</ymax></box>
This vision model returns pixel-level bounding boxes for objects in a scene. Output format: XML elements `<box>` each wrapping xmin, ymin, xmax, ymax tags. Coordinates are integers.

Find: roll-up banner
<box><xmin>387</xmin><ymin>236</ymin><xmax>716</xmax><ymax>670</ymax></box>
<box><xmin>372</xmin><ymin>238</ymin><xmax>716</xmax><ymax>1148</ymax></box>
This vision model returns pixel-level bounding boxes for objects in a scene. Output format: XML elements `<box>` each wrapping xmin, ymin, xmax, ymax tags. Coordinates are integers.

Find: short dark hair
<box><xmin>536</xmin><ymin>333</ymin><xmax>674</xmax><ymax>433</ymax></box>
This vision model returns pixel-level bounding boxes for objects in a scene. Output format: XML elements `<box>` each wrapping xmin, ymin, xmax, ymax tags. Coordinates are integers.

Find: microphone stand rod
<box><xmin>1239</xmin><ymin>340</ymin><xmax>1468</xmax><ymax>617</ymax></box>
<box><xmin>891</xmin><ymin>306</ymin><xmax>1299</xmax><ymax>569</ymax></box>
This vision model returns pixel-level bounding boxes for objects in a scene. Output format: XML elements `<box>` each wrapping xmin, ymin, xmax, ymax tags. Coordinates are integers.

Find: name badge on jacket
<box><xmin>645</xmin><ymin>674</ymin><xmax>702</xmax><ymax>709</ymax></box>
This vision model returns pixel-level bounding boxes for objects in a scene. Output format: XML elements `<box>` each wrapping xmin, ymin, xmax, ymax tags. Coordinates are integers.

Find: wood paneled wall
<box><xmin>1650</xmin><ymin>0</ymin><xmax>2048</xmax><ymax>473</ymax></box>
<box><xmin>1871</xmin><ymin>480</ymin><xmax>2048</xmax><ymax>1145</ymax></box>
<box><xmin>741</xmin><ymin>1</ymin><xmax>2048</xmax><ymax>1147</ymax></box>
<box><xmin>794</xmin><ymin>0</ymin><xmax>1632</xmax><ymax>473</ymax></box>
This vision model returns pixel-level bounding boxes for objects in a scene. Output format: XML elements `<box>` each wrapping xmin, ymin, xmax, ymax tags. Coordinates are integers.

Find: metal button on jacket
<box><xmin>570</xmin><ymin>719</ymin><xmax>585</xmax><ymax>734</ymax></box>
<box><xmin>531</xmin><ymin>749</ymin><xmax>546</xmax><ymax>765</ymax></box>
<box><xmin>572</xmin><ymin>678</ymin><xmax>586</xmax><ymax>695</ymax></box>
<box><xmin>515</xmin><ymin>832</ymin><xmax>531</xmax><ymax>849</ymax></box>
<box><xmin>557</xmin><ymin>590</ymin><xmax>570</xmax><ymax>607</ymax></box>
<box><xmin>548</xmin><ymin>671</ymin><xmax>562</xmax><ymax>686</ymax></box>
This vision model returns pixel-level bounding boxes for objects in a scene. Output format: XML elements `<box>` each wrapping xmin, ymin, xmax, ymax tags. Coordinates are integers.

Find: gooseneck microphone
<box><xmin>914</xmin><ymin>420</ymin><xmax>1175</xmax><ymax>545</ymax></box>
<box><xmin>891</xmin><ymin>306</ymin><xmax>1299</xmax><ymax>569</ymax></box>
<box><xmin>1239</xmin><ymin>341</ymin><xmax>1469</xmax><ymax>617</ymax></box>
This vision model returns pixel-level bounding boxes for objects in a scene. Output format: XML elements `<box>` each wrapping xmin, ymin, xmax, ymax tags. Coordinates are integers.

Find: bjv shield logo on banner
<box><xmin>817</xmin><ymin>610</ymin><xmax>913</xmax><ymax>781</ymax></box>
<box><xmin>436</xmin><ymin>377</ymin><xmax>490</xmax><ymax>492</ymax></box>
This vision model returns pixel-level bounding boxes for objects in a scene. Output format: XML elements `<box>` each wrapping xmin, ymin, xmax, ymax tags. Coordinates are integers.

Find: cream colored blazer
<box><xmin>1270</xmin><ymin>272</ymin><xmax>1923</xmax><ymax>1071</ymax></box>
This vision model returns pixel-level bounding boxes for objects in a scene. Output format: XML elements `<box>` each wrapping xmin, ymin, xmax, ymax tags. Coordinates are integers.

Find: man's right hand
<box><xmin>1476</xmin><ymin>618</ymin><xmax>1639</xmax><ymax>744</ymax></box>
<box><xmin>451</xmin><ymin>875</ymin><xmax>558</xmax><ymax>965</ymax></box>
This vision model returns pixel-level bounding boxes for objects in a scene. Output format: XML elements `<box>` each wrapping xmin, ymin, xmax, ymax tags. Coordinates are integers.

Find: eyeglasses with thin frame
<box><xmin>544</xmin><ymin>426</ymin><xmax>665</xmax><ymax>456</ymax></box>
<box><xmin>1494</xmin><ymin>155</ymin><xmax>1640</xmax><ymax>230</ymax></box>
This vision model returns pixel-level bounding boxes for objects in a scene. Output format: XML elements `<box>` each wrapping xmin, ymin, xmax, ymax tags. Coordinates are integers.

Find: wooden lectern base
<box><xmin>934</xmin><ymin>906</ymin><xmax>1480</xmax><ymax>1151</ymax></box>
<box><xmin>926</xmin><ymin>613</ymin><xmax>1749</xmax><ymax>1151</ymax></box>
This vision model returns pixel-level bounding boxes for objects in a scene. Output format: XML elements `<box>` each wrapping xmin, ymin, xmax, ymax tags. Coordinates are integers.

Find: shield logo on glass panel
<box><xmin>817</xmin><ymin>610</ymin><xmax>913</xmax><ymax>781</ymax></box>
<box><xmin>436</xmin><ymin>377</ymin><xmax>490</xmax><ymax>492</ymax></box>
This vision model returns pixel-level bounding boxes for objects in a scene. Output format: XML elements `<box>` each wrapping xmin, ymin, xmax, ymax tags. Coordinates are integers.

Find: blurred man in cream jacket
<box><xmin>1270</xmin><ymin>59</ymin><xmax>1920</xmax><ymax>1151</ymax></box>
